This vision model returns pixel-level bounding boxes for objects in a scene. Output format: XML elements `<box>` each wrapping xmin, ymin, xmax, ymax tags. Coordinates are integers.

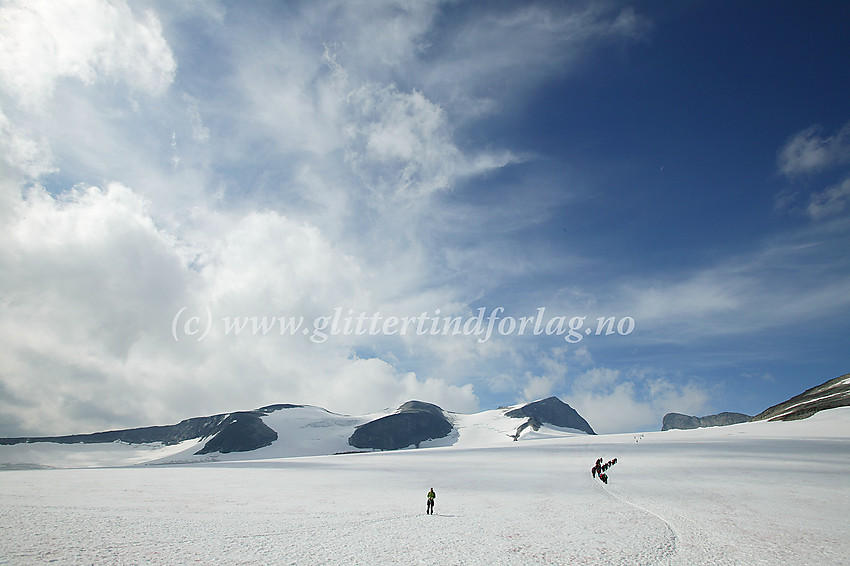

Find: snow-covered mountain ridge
<box><xmin>0</xmin><ymin>397</ymin><xmax>592</xmax><ymax>468</ymax></box>
<box><xmin>662</xmin><ymin>372</ymin><xmax>849</xmax><ymax>430</ymax></box>
<box><xmin>4</xmin><ymin>373</ymin><xmax>848</xmax><ymax>469</ymax></box>
<box><xmin>751</xmin><ymin>372</ymin><xmax>850</xmax><ymax>422</ymax></box>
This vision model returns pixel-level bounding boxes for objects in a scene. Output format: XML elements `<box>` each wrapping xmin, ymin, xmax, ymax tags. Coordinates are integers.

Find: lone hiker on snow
<box><xmin>426</xmin><ymin>488</ymin><xmax>436</xmax><ymax>515</ymax></box>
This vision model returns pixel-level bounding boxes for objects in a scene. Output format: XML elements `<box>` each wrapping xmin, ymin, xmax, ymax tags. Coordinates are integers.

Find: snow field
<box><xmin>1</xmin><ymin>408</ymin><xmax>848</xmax><ymax>565</ymax></box>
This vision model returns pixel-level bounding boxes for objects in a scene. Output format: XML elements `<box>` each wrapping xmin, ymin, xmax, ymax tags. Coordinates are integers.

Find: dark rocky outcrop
<box><xmin>751</xmin><ymin>373</ymin><xmax>850</xmax><ymax>422</ymax></box>
<box><xmin>0</xmin><ymin>415</ymin><xmax>230</xmax><ymax>446</ymax></box>
<box><xmin>661</xmin><ymin>413</ymin><xmax>700</xmax><ymax>431</ymax></box>
<box><xmin>505</xmin><ymin>397</ymin><xmax>595</xmax><ymax>435</ymax></box>
<box><xmin>194</xmin><ymin>412</ymin><xmax>278</xmax><ymax>454</ymax></box>
<box><xmin>662</xmin><ymin>412</ymin><xmax>751</xmax><ymax>431</ymax></box>
<box><xmin>511</xmin><ymin>417</ymin><xmax>542</xmax><ymax>440</ymax></box>
<box><xmin>0</xmin><ymin>405</ymin><xmax>300</xmax><ymax>454</ymax></box>
<box><xmin>348</xmin><ymin>400</ymin><xmax>453</xmax><ymax>450</ymax></box>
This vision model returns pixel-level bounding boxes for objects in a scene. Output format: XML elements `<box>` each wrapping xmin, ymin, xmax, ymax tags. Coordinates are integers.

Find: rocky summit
<box><xmin>348</xmin><ymin>401</ymin><xmax>454</xmax><ymax>450</ymax></box>
<box><xmin>505</xmin><ymin>397</ymin><xmax>596</xmax><ymax>435</ymax></box>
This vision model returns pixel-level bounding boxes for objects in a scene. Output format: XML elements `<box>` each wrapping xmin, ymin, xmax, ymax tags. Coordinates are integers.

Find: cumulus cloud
<box><xmin>0</xmin><ymin>181</ymin><xmax>482</xmax><ymax>435</ymax></box>
<box><xmin>0</xmin><ymin>183</ymin><xmax>188</xmax><ymax>434</ymax></box>
<box><xmin>569</xmin><ymin>367</ymin><xmax>709</xmax><ymax>433</ymax></box>
<box><xmin>521</xmin><ymin>373</ymin><xmax>563</xmax><ymax>402</ymax></box>
<box><xmin>514</xmin><ymin>347</ymin><xmax>574</xmax><ymax>402</ymax></box>
<box><xmin>0</xmin><ymin>0</ymin><xmax>176</xmax><ymax>106</ymax></box>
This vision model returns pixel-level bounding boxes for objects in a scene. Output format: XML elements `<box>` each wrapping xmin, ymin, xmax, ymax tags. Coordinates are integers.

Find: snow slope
<box><xmin>1</xmin><ymin>408</ymin><xmax>848</xmax><ymax>565</ymax></box>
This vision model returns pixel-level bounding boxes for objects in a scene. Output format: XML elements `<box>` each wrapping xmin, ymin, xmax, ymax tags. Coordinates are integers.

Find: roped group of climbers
<box><xmin>591</xmin><ymin>457</ymin><xmax>618</xmax><ymax>484</ymax></box>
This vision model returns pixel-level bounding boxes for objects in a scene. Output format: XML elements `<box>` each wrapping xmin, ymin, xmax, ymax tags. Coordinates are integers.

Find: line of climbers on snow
<box><xmin>591</xmin><ymin>457</ymin><xmax>617</xmax><ymax>484</ymax></box>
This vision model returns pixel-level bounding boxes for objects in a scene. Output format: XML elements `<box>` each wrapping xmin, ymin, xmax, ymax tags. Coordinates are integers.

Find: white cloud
<box><xmin>775</xmin><ymin>121</ymin><xmax>850</xmax><ymax>223</ymax></box>
<box><xmin>521</xmin><ymin>374</ymin><xmax>561</xmax><ymax>402</ymax></box>
<box><xmin>310</xmin><ymin>358</ymin><xmax>478</xmax><ymax>415</ymax></box>
<box><xmin>568</xmin><ymin>367</ymin><xmax>709</xmax><ymax>433</ymax></box>
<box><xmin>616</xmin><ymin>224</ymin><xmax>850</xmax><ymax>343</ymax></box>
<box><xmin>417</xmin><ymin>3</ymin><xmax>650</xmax><ymax>114</ymax></box>
<box><xmin>0</xmin><ymin>183</ymin><xmax>188</xmax><ymax>434</ymax></box>
<box><xmin>0</xmin><ymin>180</ymin><xmax>484</xmax><ymax>435</ymax></box>
<box><xmin>0</xmin><ymin>108</ymin><xmax>56</xmax><ymax>180</ymax></box>
<box><xmin>199</xmin><ymin>210</ymin><xmax>367</xmax><ymax>312</ymax></box>
<box><xmin>806</xmin><ymin>177</ymin><xmax>850</xmax><ymax>220</ymax></box>
<box><xmin>1</xmin><ymin>183</ymin><xmax>185</xmax><ymax>351</ymax></box>
<box><xmin>344</xmin><ymin>84</ymin><xmax>518</xmax><ymax>205</ymax></box>
<box><xmin>623</xmin><ymin>271</ymin><xmax>741</xmax><ymax>324</ymax></box>
<box><xmin>0</xmin><ymin>0</ymin><xmax>176</xmax><ymax>107</ymax></box>
<box><xmin>517</xmin><ymin>348</ymin><xmax>571</xmax><ymax>401</ymax></box>
<box><xmin>778</xmin><ymin>122</ymin><xmax>850</xmax><ymax>176</ymax></box>
<box><xmin>345</xmin><ymin>85</ymin><xmax>462</xmax><ymax>202</ymax></box>
<box><xmin>312</xmin><ymin>0</ymin><xmax>441</xmax><ymax>74</ymax></box>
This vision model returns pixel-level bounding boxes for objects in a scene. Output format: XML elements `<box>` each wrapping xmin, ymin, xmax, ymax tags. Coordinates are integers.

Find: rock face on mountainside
<box><xmin>751</xmin><ymin>373</ymin><xmax>850</xmax><ymax>422</ymax></box>
<box><xmin>662</xmin><ymin>412</ymin><xmax>752</xmax><ymax>431</ymax></box>
<box><xmin>348</xmin><ymin>401</ymin><xmax>454</xmax><ymax>450</ymax></box>
<box><xmin>194</xmin><ymin>412</ymin><xmax>279</xmax><ymax>455</ymax></box>
<box><xmin>0</xmin><ymin>404</ymin><xmax>303</xmax><ymax>454</ymax></box>
<box><xmin>505</xmin><ymin>397</ymin><xmax>596</xmax><ymax>435</ymax></box>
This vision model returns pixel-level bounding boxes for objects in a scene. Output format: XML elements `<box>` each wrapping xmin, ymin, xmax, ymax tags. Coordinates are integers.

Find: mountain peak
<box><xmin>397</xmin><ymin>400</ymin><xmax>445</xmax><ymax>417</ymax></box>
<box><xmin>348</xmin><ymin>400</ymin><xmax>453</xmax><ymax>450</ymax></box>
<box><xmin>505</xmin><ymin>397</ymin><xmax>595</xmax><ymax>435</ymax></box>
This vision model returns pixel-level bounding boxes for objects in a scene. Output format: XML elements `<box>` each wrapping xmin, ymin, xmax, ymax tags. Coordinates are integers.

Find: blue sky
<box><xmin>1</xmin><ymin>0</ymin><xmax>848</xmax><ymax>435</ymax></box>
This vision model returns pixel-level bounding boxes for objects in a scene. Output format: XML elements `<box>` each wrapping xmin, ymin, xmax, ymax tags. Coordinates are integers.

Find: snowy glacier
<box><xmin>1</xmin><ymin>407</ymin><xmax>848</xmax><ymax>565</ymax></box>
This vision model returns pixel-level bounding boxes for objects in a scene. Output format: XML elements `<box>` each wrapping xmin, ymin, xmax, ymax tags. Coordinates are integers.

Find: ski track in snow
<box><xmin>596</xmin><ymin>479</ymin><xmax>678</xmax><ymax>565</ymax></box>
<box><xmin>597</xmin><ymin>476</ymin><xmax>743</xmax><ymax>565</ymax></box>
<box><xmin>1</xmin><ymin>408</ymin><xmax>849</xmax><ymax>565</ymax></box>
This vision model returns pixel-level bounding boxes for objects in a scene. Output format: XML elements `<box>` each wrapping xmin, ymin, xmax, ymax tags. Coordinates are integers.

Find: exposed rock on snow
<box><xmin>0</xmin><ymin>405</ymin><xmax>303</xmax><ymax>455</ymax></box>
<box><xmin>505</xmin><ymin>397</ymin><xmax>596</xmax><ymax>435</ymax></box>
<box><xmin>194</xmin><ymin>412</ymin><xmax>278</xmax><ymax>455</ymax></box>
<box><xmin>348</xmin><ymin>401</ymin><xmax>453</xmax><ymax>450</ymax></box>
<box><xmin>0</xmin><ymin>415</ymin><xmax>230</xmax><ymax>446</ymax></box>
<box><xmin>511</xmin><ymin>417</ymin><xmax>542</xmax><ymax>440</ymax></box>
<box><xmin>661</xmin><ymin>412</ymin><xmax>752</xmax><ymax>431</ymax></box>
<box><xmin>751</xmin><ymin>373</ymin><xmax>850</xmax><ymax>422</ymax></box>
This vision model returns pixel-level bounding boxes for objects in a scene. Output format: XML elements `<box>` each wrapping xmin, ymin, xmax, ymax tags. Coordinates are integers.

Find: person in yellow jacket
<box><xmin>426</xmin><ymin>488</ymin><xmax>436</xmax><ymax>515</ymax></box>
